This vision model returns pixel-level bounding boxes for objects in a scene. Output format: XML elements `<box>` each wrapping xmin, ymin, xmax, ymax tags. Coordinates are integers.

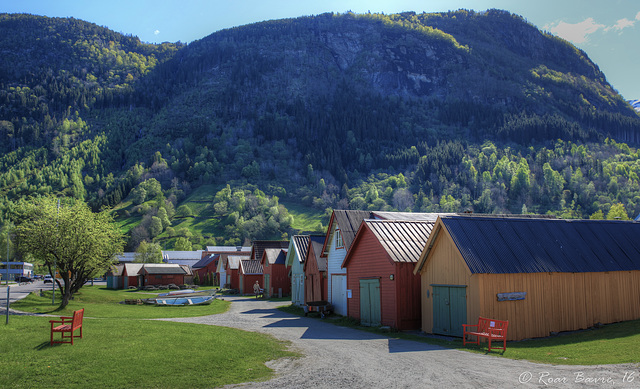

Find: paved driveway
<box><xmin>163</xmin><ymin>296</ymin><xmax>638</xmax><ymax>388</ymax></box>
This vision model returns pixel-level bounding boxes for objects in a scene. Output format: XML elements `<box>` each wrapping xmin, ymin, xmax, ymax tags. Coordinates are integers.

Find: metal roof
<box><xmin>441</xmin><ymin>216</ymin><xmax>640</xmax><ymax>274</ymax></box>
<box><xmin>109</xmin><ymin>264</ymin><xmax>124</xmax><ymax>276</ymax></box>
<box><xmin>139</xmin><ymin>264</ymin><xmax>187</xmax><ymax>275</ymax></box>
<box><xmin>226</xmin><ymin>255</ymin><xmax>249</xmax><ymax>270</ymax></box>
<box><xmin>250</xmin><ymin>240</ymin><xmax>289</xmax><ymax>261</ymax></box>
<box><xmin>332</xmin><ymin>210</ymin><xmax>372</xmax><ymax>249</ymax></box>
<box><xmin>263</xmin><ymin>248</ymin><xmax>287</xmax><ymax>265</ymax></box>
<box><xmin>373</xmin><ymin>212</ymin><xmax>454</xmax><ymax>222</ymax></box>
<box><xmin>205</xmin><ymin>246</ymin><xmax>251</xmax><ymax>252</ymax></box>
<box><xmin>363</xmin><ymin>220</ymin><xmax>435</xmax><ymax>263</ymax></box>
<box><xmin>292</xmin><ymin>235</ymin><xmax>310</xmax><ymax>264</ymax></box>
<box><xmin>115</xmin><ymin>252</ymin><xmax>137</xmax><ymax>263</ymax></box>
<box><xmin>240</xmin><ymin>259</ymin><xmax>263</xmax><ymax>275</ymax></box>
<box><xmin>192</xmin><ymin>254</ymin><xmax>219</xmax><ymax>269</ymax></box>
<box><xmin>123</xmin><ymin>263</ymin><xmax>144</xmax><ymax>275</ymax></box>
<box><xmin>161</xmin><ymin>250</ymin><xmax>204</xmax><ymax>260</ymax></box>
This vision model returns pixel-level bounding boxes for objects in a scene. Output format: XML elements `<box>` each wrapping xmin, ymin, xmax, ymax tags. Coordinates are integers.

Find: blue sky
<box><xmin>3</xmin><ymin>0</ymin><xmax>640</xmax><ymax>99</ymax></box>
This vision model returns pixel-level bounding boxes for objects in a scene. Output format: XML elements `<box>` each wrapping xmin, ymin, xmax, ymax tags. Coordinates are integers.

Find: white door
<box><xmin>293</xmin><ymin>274</ymin><xmax>305</xmax><ymax>306</ymax></box>
<box><xmin>331</xmin><ymin>274</ymin><xmax>347</xmax><ymax>316</ymax></box>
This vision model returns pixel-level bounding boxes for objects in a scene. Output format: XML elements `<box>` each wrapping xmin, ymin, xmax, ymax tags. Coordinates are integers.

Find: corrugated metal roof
<box><xmin>115</xmin><ymin>252</ymin><xmax>136</xmax><ymax>263</ymax></box>
<box><xmin>161</xmin><ymin>250</ymin><xmax>204</xmax><ymax>260</ymax></box>
<box><xmin>192</xmin><ymin>254</ymin><xmax>219</xmax><ymax>269</ymax></box>
<box><xmin>264</xmin><ymin>248</ymin><xmax>287</xmax><ymax>265</ymax></box>
<box><xmin>333</xmin><ymin>210</ymin><xmax>372</xmax><ymax>250</ymax></box>
<box><xmin>292</xmin><ymin>235</ymin><xmax>310</xmax><ymax>263</ymax></box>
<box><xmin>251</xmin><ymin>240</ymin><xmax>289</xmax><ymax>261</ymax></box>
<box><xmin>373</xmin><ymin>212</ymin><xmax>455</xmax><ymax>222</ymax></box>
<box><xmin>140</xmin><ymin>264</ymin><xmax>187</xmax><ymax>275</ymax></box>
<box><xmin>441</xmin><ymin>216</ymin><xmax>640</xmax><ymax>274</ymax></box>
<box><xmin>109</xmin><ymin>264</ymin><xmax>124</xmax><ymax>276</ymax></box>
<box><xmin>227</xmin><ymin>255</ymin><xmax>249</xmax><ymax>270</ymax></box>
<box><xmin>205</xmin><ymin>246</ymin><xmax>251</xmax><ymax>252</ymax></box>
<box><xmin>123</xmin><ymin>263</ymin><xmax>144</xmax><ymax>275</ymax></box>
<box><xmin>365</xmin><ymin>220</ymin><xmax>435</xmax><ymax>263</ymax></box>
<box><xmin>240</xmin><ymin>259</ymin><xmax>263</xmax><ymax>275</ymax></box>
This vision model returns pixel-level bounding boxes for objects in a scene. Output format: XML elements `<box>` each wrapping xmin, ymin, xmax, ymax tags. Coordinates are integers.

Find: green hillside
<box><xmin>1</xmin><ymin>11</ymin><xmax>639</xmax><ymax>251</ymax></box>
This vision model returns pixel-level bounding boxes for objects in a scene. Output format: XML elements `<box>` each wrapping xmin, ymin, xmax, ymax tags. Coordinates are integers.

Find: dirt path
<box><xmin>162</xmin><ymin>296</ymin><xmax>639</xmax><ymax>388</ymax></box>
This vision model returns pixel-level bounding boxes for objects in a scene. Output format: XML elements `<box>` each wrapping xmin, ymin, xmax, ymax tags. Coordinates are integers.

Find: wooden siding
<box><xmin>304</xmin><ymin>243</ymin><xmax>327</xmax><ymax>303</ymax></box>
<box><xmin>346</xmin><ymin>226</ymin><xmax>422</xmax><ymax>330</ymax></box>
<box><xmin>226</xmin><ymin>268</ymin><xmax>239</xmax><ymax>290</ymax></box>
<box><xmin>239</xmin><ymin>274</ymin><xmax>263</xmax><ymax>295</ymax></box>
<box><xmin>142</xmin><ymin>273</ymin><xmax>184</xmax><ymax>287</ymax></box>
<box><xmin>475</xmin><ymin>271</ymin><xmax>640</xmax><ymax>341</ymax></box>
<box><xmin>327</xmin><ymin>224</ymin><xmax>347</xmax><ymax>308</ymax></box>
<box><xmin>289</xmin><ymin>250</ymin><xmax>305</xmax><ymax>306</ymax></box>
<box><xmin>419</xmin><ymin>222</ymin><xmax>640</xmax><ymax>341</ymax></box>
<box><xmin>262</xmin><ymin>263</ymin><xmax>291</xmax><ymax>297</ymax></box>
<box><xmin>418</xmin><ymin>225</ymin><xmax>474</xmax><ymax>335</ymax></box>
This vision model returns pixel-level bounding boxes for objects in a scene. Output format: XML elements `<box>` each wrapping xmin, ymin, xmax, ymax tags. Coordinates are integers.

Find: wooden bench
<box><xmin>462</xmin><ymin>316</ymin><xmax>508</xmax><ymax>352</ymax></box>
<box><xmin>50</xmin><ymin>308</ymin><xmax>84</xmax><ymax>346</ymax></box>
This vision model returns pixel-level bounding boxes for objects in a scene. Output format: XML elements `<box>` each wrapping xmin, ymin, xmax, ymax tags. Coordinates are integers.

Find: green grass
<box><xmin>2</xmin><ymin>316</ymin><xmax>295</xmax><ymax>388</ymax></box>
<box><xmin>282</xmin><ymin>201</ymin><xmax>325</xmax><ymax>232</ymax></box>
<box><xmin>3</xmin><ymin>287</ymin><xmax>297</xmax><ymax>388</ymax></box>
<box><xmin>277</xmin><ymin>304</ymin><xmax>640</xmax><ymax>365</ymax></box>
<box><xmin>12</xmin><ymin>286</ymin><xmax>230</xmax><ymax>319</ymax></box>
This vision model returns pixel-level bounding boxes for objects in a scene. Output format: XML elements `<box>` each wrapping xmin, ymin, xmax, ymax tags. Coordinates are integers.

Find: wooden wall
<box><xmin>477</xmin><ymin>271</ymin><xmax>640</xmax><ymax>340</ymax></box>
<box><xmin>418</xmin><ymin>225</ymin><xmax>475</xmax><ymax>335</ymax></box>
<box><xmin>346</xmin><ymin>226</ymin><xmax>422</xmax><ymax>330</ymax></box>
<box><xmin>240</xmin><ymin>274</ymin><xmax>262</xmax><ymax>295</ymax></box>
<box><xmin>263</xmin><ymin>263</ymin><xmax>291</xmax><ymax>297</ymax></box>
<box><xmin>419</xmin><ymin>224</ymin><xmax>640</xmax><ymax>341</ymax></box>
<box><xmin>304</xmin><ymin>244</ymin><xmax>326</xmax><ymax>303</ymax></box>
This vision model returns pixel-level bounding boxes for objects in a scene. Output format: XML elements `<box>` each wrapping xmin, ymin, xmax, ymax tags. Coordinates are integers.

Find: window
<box><xmin>336</xmin><ymin>229</ymin><xmax>344</xmax><ymax>249</ymax></box>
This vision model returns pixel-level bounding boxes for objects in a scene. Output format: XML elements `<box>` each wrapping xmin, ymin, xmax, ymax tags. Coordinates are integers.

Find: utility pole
<box><xmin>53</xmin><ymin>199</ymin><xmax>59</xmax><ymax>305</ymax></box>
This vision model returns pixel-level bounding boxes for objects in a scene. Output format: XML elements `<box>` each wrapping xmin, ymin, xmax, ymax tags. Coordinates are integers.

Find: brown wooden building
<box><xmin>414</xmin><ymin>216</ymin><xmax>640</xmax><ymax>341</ymax></box>
<box><xmin>138</xmin><ymin>264</ymin><xmax>189</xmax><ymax>287</ymax></box>
<box><xmin>304</xmin><ymin>236</ymin><xmax>328</xmax><ymax>304</ymax></box>
<box><xmin>342</xmin><ymin>219</ymin><xmax>434</xmax><ymax>330</ymax></box>
<box><xmin>260</xmin><ymin>248</ymin><xmax>290</xmax><ymax>297</ymax></box>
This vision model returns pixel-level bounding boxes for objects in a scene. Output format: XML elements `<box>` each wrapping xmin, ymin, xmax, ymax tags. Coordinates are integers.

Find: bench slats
<box><xmin>49</xmin><ymin>308</ymin><xmax>84</xmax><ymax>346</ymax></box>
<box><xmin>463</xmin><ymin>316</ymin><xmax>508</xmax><ymax>352</ymax></box>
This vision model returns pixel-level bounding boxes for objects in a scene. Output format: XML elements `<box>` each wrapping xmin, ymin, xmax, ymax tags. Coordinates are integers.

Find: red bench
<box><xmin>462</xmin><ymin>316</ymin><xmax>508</xmax><ymax>352</ymax></box>
<box><xmin>50</xmin><ymin>308</ymin><xmax>84</xmax><ymax>346</ymax></box>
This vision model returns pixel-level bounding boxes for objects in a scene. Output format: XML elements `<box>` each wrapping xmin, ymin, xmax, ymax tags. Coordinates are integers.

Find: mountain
<box><xmin>1</xmin><ymin>10</ymin><xmax>640</xmax><ymax>248</ymax></box>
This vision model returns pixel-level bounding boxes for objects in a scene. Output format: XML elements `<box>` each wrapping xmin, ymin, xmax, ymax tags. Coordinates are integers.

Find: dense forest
<box><xmin>0</xmin><ymin>10</ymin><xmax>639</xmax><ymax>253</ymax></box>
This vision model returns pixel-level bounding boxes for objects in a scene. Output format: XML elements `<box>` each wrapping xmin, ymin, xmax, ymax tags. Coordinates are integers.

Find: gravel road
<box><xmin>161</xmin><ymin>296</ymin><xmax>639</xmax><ymax>389</ymax></box>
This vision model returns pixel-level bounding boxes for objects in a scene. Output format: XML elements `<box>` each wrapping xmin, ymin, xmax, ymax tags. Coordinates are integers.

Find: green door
<box><xmin>264</xmin><ymin>274</ymin><xmax>271</xmax><ymax>297</ymax></box>
<box><xmin>432</xmin><ymin>286</ymin><xmax>467</xmax><ymax>337</ymax></box>
<box><xmin>360</xmin><ymin>279</ymin><xmax>381</xmax><ymax>326</ymax></box>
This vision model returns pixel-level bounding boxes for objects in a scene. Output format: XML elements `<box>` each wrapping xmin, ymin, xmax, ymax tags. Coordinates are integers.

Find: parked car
<box><xmin>43</xmin><ymin>275</ymin><xmax>53</xmax><ymax>284</ymax></box>
<box><xmin>15</xmin><ymin>276</ymin><xmax>33</xmax><ymax>284</ymax></box>
<box><xmin>33</xmin><ymin>274</ymin><xmax>43</xmax><ymax>280</ymax></box>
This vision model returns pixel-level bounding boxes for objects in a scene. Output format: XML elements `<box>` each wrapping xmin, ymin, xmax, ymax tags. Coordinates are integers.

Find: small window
<box><xmin>336</xmin><ymin>229</ymin><xmax>344</xmax><ymax>249</ymax></box>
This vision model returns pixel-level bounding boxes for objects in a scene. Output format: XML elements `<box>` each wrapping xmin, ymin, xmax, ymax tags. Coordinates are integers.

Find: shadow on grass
<box><xmin>34</xmin><ymin>341</ymin><xmax>54</xmax><ymax>350</ymax></box>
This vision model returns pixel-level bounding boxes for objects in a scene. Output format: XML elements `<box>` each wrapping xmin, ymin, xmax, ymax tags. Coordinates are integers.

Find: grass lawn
<box><xmin>282</xmin><ymin>201</ymin><xmax>325</xmax><ymax>233</ymax></box>
<box><xmin>12</xmin><ymin>286</ymin><xmax>230</xmax><ymax>319</ymax></box>
<box><xmin>3</xmin><ymin>287</ymin><xmax>297</xmax><ymax>388</ymax></box>
<box><xmin>278</xmin><ymin>304</ymin><xmax>640</xmax><ymax>365</ymax></box>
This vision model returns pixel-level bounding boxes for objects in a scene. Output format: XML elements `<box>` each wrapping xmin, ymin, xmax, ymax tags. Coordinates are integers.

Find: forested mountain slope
<box><xmin>1</xmin><ymin>10</ymin><xmax>639</xmax><ymax>249</ymax></box>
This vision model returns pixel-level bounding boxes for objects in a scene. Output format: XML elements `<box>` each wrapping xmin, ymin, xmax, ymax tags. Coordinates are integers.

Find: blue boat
<box><xmin>155</xmin><ymin>295</ymin><xmax>215</xmax><ymax>306</ymax></box>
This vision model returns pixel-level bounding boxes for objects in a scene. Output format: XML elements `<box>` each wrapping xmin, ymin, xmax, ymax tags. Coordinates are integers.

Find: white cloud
<box><xmin>636</xmin><ymin>11</ymin><xmax>640</xmax><ymax>21</ymax></box>
<box><xmin>154</xmin><ymin>30</ymin><xmax>160</xmax><ymax>35</ymax></box>
<box><xmin>608</xmin><ymin>18</ymin><xmax>634</xmax><ymax>31</ymax></box>
<box><xmin>548</xmin><ymin>18</ymin><xmax>604</xmax><ymax>44</ymax></box>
